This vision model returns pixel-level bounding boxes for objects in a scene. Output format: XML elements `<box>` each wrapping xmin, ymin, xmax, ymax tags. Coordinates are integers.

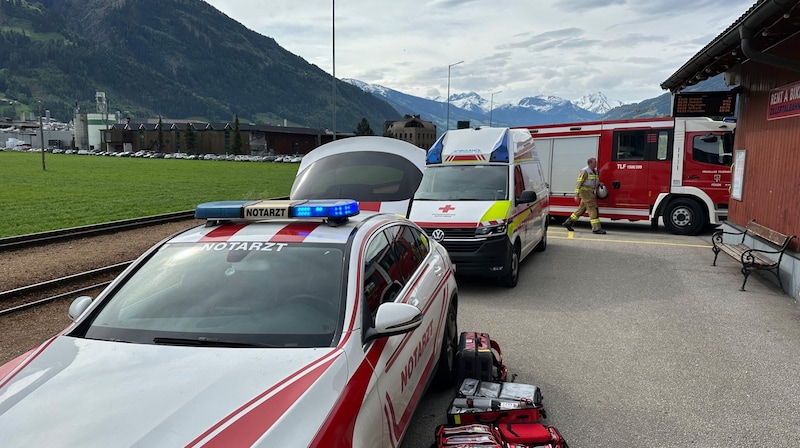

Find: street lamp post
<box><xmin>446</xmin><ymin>60</ymin><xmax>464</xmax><ymax>131</ymax></box>
<box><xmin>38</xmin><ymin>101</ymin><xmax>46</xmax><ymax>171</ymax></box>
<box><xmin>489</xmin><ymin>90</ymin><xmax>502</xmax><ymax>127</ymax></box>
<box><xmin>331</xmin><ymin>0</ymin><xmax>336</xmax><ymax>141</ymax></box>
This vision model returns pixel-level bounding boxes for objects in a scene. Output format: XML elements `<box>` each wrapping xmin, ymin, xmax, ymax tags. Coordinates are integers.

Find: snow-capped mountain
<box><xmin>343</xmin><ymin>79</ymin><xmax>651</xmax><ymax>134</ymax></box>
<box><xmin>574</xmin><ymin>92</ymin><xmax>624</xmax><ymax>114</ymax></box>
<box><xmin>344</xmin><ymin>75</ymin><xmax>731</xmax><ymax>134</ymax></box>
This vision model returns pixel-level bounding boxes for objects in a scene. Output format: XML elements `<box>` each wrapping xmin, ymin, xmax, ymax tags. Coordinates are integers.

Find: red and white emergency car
<box><xmin>517</xmin><ymin>116</ymin><xmax>736</xmax><ymax>235</ymax></box>
<box><xmin>0</xmin><ymin>199</ymin><xmax>458</xmax><ymax>447</ymax></box>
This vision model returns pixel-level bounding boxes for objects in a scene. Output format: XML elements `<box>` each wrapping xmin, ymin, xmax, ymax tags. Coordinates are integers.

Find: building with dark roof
<box><xmin>661</xmin><ymin>0</ymin><xmax>799</xmax><ymax>298</ymax></box>
<box><xmin>384</xmin><ymin>115</ymin><xmax>437</xmax><ymax>149</ymax></box>
<box><xmin>104</xmin><ymin>120</ymin><xmax>351</xmax><ymax>155</ymax></box>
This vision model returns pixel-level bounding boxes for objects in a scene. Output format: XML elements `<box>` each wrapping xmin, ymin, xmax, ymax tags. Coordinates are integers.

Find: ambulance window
<box><xmin>513</xmin><ymin>166</ymin><xmax>525</xmax><ymax>197</ymax></box>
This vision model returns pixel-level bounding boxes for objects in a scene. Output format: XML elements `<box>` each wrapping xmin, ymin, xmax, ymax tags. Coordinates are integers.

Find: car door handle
<box><xmin>434</xmin><ymin>265</ymin><xmax>444</xmax><ymax>277</ymax></box>
<box><xmin>686</xmin><ymin>175</ymin><xmax>700</xmax><ymax>180</ymax></box>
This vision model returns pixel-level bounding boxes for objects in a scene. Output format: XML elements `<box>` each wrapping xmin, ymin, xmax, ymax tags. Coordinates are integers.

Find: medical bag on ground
<box><xmin>433</xmin><ymin>423</ymin><xmax>503</xmax><ymax>447</ymax></box>
<box><xmin>448</xmin><ymin>377</ymin><xmax>546</xmax><ymax>425</ymax></box>
<box><xmin>455</xmin><ymin>331</ymin><xmax>509</xmax><ymax>383</ymax></box>
<box><xmin>457</xmin><ymin>378</ymin><xmax>543</xmax><ymax>405</ymax></box>
<box><xmin>447</xmin><ymin>396</ymin><xmax>546</xmax><ymax>425</ymax></box>
<box><xmin>496</xmin><ymin>423</ymin><xmax>569</xmax><ymax>447</ymax></box>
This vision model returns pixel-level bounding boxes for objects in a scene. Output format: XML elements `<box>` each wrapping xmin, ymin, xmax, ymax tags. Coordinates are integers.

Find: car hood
<box><xmin>0</xmin><ymin>336</ymin><xmax>348</xmax><ymax>447</ymax></box>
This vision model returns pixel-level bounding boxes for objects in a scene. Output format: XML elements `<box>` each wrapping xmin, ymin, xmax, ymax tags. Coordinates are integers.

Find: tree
<box><xmin>184</xmin><ymin>122</ymin><xmax>197</xmax><ymax>154</ymax></box>
<box><xmin>355</xmin><ymin>118</ymin><xmax>375</xmax><ymax>136</ymax></box>
<box><xmin>157</xmin><ymin>116</ymin><xmax>164</xmax><ymax>151</ymax></box>
<box><xmin>232</xmin><ymin>114</ymin><xmax>242</xmax><ymax>155</ymax></box>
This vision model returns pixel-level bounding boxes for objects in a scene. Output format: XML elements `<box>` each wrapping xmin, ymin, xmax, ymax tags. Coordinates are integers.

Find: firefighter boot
<box><xmin>562</xmin><ymin>218</ymin><xmax>575</xmax><ymax>232</ymax></box>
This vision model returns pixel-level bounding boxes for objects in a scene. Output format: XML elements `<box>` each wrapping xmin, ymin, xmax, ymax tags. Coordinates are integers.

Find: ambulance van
<box><xmin>409</xmin><ymin>127</ymin><xmax>549</xmax><ymax>288</ymax></box>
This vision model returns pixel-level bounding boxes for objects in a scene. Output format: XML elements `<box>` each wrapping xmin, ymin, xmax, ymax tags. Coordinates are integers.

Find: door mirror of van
<box><xmin>516</xmin><ymin>190</ymin><xmax>537</xmax><ymax>204</ymax></box>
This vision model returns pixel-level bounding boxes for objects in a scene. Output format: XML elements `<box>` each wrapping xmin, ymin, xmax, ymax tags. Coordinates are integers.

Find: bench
<box><xmin>711</xmin><ymin>219</ymin><xmax>796</xmax><ymax>291</ymax></box>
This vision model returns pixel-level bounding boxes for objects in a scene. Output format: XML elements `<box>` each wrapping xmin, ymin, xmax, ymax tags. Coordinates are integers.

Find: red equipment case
<box><xmin>497</xmin><ymin>423</ymin><xmax>569</xmax><ymax>447</ymax></box>
<box><xmin>455</xmin><ymin>332</ymin><xmax>508</xmax><ymax>383</ymax></box>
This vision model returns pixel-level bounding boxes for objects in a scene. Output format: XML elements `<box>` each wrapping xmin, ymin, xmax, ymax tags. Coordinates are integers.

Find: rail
<box><xmin>0</xmin><ymin>210</ymin><xmax>195</xmax><ymax>251</ymax></box>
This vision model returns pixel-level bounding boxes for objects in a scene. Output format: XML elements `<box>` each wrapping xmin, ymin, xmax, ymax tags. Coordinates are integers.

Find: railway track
<box><xmin>0</xmin><ymin>210</ymin><xmax>194</xmax><ymax>251</ymax></box>
<box><xmin>0</xmin><ymin>211</ymin><xmax>198</xmax><ymax>317</ymax></box>
<box><xmin>0</xmin><ymin>262</ymin><xmax>131</xmax><ymax>316</ymax></box>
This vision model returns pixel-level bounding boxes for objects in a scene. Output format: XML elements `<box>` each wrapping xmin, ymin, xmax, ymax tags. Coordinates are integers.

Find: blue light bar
<box><xmin>195</xmin><ymin>199</ymin><xmax>360</xmax><ymax>221</ymax></box>
<box><xmin>195</xmin><ymin>201</ymin><xmax>252</xmax><ymax>219</ymax></box>
<box><xmin>293</xmin><ymin>200</ymin><xmax>360</xmax><ymax>219</ymax></box>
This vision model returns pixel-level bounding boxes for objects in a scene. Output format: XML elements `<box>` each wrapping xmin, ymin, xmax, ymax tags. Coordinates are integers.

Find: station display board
<box><xmin>673</xmin><ymin>91</ymin><xmax>736</xmax><ymax>117</ymax></box>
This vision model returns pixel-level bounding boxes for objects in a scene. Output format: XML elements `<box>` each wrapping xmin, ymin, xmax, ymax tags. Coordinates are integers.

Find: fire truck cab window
<box><xmin>692</xmin><ymin>134</ymin><xmax>731</xmax><ymax>166</ymax></box>
<box><xmin>613</xmin><ymin>131</ymin><xmax>646</xmax><ymax>161</ymax></box>
<box><xmin>656</xmin><ymin>131</ymin><xmax>670</xmax><ymax>161</ymax></box>
<box><xmin>613</xmin><ymin>130</ymin><xmax>673</xmax><ymax>162</ymax></box>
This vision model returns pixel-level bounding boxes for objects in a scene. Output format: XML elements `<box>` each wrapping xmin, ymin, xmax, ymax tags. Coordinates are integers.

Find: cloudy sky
<box><xmin>204</xmin><ymin>0</ymin><xmax>752</xmax><ymax>105</ymax></box>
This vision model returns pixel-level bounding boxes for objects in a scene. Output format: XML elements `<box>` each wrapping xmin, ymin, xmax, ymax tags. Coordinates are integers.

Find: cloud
<box><xmin>205</xmin><ymin>0</ymin><xmax>752</xmax><ymax>104</ymax></box>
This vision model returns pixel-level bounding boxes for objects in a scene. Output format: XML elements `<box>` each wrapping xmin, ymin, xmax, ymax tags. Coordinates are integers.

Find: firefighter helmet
<box><xmin>597</xmin><ymin>183</ymin><xmax>608</xmax><ymax>199</ymax></box>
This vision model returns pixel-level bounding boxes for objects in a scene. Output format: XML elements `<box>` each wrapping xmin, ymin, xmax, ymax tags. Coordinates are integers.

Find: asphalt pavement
<box><xmin>401</xmin><ymin>220</ymin><xmax>800</xmax><ymax>447</ymax></box>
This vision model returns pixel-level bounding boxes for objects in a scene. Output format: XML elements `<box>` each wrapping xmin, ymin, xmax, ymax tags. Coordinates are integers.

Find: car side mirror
<box><xmin>364</xmin><ymin>302</ymin><xmax>423</xmax><ymax>343</ymax></box>
<box><xmin>68</xmin><ymin>296</ymin><xmax>93</xmax><ymax>321</ymax></box>
<box><xmin>516</xmin><ymin>190</ymin><xmax>537</xmax><ymax>205</ymax></box>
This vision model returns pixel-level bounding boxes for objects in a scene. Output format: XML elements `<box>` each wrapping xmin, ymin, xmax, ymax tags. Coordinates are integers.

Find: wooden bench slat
<box><xmin>746</xmin><ymin>221</ymin><xmax>791</xmax><ymax>247</ymax></box>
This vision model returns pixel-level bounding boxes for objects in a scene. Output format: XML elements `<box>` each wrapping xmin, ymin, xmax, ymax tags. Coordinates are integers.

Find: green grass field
<box><xmin>0</xmin><ymin>152</ymin><xmax>299</xmax><ymax>238</ymax></box>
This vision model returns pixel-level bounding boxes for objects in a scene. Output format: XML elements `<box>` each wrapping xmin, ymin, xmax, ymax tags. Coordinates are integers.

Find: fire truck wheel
<box><xmin>663</xmin><ymin>199</ymin><xmax>704</xmax><ymax>235</ymax></box>
<box><xmin>498</xmin><ymin>243</ymin><xmax>520</xmax><ymax>288</ymax></box>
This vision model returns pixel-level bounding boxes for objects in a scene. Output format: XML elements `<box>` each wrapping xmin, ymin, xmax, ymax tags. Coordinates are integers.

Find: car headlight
<box><xmin>475</xmin><ymin>223</ymin><xmax>507</xmax><ymax>236</ymax></box>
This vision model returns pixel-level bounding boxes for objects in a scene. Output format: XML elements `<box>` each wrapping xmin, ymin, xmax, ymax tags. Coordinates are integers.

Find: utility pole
<box><xmin>489</xmin><ymin>90</ymin><xmax>502</xmax><ymax>127</ymax></box>
<box><xmin>38</xmin><ymin>101</ymin><xmax>46</xmax><ymax>171</ymax></box>
<box><xmin>446</xmin><ymin>60</ymin><xmax>464</xmax><ymax>131</ymax></box>
<box><xmin>331</xmin><ymin>0</ymin><xmax>336</xmax><ymax>141</ymax></box>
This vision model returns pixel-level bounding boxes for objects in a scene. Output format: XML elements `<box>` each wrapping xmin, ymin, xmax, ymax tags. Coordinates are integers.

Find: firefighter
<box><xmin>562</xmin><ymin>157</ymin><xmax>607</xmax><ymax>234</ymax></box>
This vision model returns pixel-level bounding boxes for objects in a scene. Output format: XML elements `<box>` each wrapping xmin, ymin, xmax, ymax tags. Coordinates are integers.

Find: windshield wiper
<box><xmin>152</xmin><ymin>337</ymin><xmax>280</xmax><ymax>348</ymax></box>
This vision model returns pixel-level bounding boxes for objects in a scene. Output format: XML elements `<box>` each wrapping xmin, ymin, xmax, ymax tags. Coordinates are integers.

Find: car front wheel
<box><xmin>432</xmin><ymin>300</ymin><xmax>458</xmax><ymax>389</ymax></box>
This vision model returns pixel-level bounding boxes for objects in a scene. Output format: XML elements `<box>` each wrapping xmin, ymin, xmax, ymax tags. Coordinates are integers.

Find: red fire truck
<box><xmin>516</xmin><ymin>116</ymin><xmax>736</xmax><ymax>235</ymax></box>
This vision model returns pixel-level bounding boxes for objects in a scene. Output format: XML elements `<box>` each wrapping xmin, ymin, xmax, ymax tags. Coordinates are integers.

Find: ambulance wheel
<box><xmin>534</xmin><ymin>224</ymin><xmax>547</xmax><ymax>252</ymax></box>
<box><xmin>498</xmin><ymin>244</ymin><xmax>520</xmax><ymax>288</ymax></box>
<box><xmin>663</xmin><ymin>199</ymin><xmax>703</xmax><ymax>235</ymax></box>
<box><xmin>432</xmin><ymin>299</ymin><xmax>458</xmax><ymax>389</ymax></box>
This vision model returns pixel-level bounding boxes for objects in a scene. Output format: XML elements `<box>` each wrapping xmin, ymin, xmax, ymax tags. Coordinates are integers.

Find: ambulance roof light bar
<box><xmin>195</xmin><ymin>199</ymin><xmax>360</xmax><ymax>225</ymax></box>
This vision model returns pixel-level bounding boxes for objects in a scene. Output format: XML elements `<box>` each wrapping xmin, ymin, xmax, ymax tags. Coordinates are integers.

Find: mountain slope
<box><xmin>345</xmin><ymin>74</ymin><xmax>734</xmax><ymax>133</ymax></box>
<box><xmin>0</xmin><ymin>0</ymin><xmax>399</xmax><ymax>131</ymax></box>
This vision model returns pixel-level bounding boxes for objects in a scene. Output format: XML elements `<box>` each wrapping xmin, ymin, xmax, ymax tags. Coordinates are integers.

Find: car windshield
<box><xmin>414</xmin><ymin>165</ymin><xmax>509</xmax><ymax>201</ymax></box>
<box><xmin>79</xmin><ymin>241</ymin><xmax>345</xmax><ymax>348</ymax></box>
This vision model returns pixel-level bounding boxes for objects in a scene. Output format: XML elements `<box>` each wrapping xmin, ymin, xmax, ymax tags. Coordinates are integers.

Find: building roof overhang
<box><xmin>661</xmin><ymin>0</ymin><xmax>800</xmax><ymax>93</ymax></box>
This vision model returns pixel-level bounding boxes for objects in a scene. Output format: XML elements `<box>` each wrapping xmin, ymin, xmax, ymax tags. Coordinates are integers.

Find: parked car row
<box><xmin>47</xmin><ymin>149</ymin><xmax>304</xmax><ymax>162</ymax></box>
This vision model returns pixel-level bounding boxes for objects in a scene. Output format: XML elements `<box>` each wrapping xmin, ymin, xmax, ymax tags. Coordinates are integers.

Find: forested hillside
<box><xmin>0</xmin><ymin>0</ymin><xmax>399</xmax><ymax>131</ymax></box>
